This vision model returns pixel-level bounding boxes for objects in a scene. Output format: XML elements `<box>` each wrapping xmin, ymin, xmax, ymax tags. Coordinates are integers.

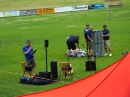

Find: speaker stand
<box><xmin>89</xmin><ymin>55</ymin><xmax>92</xmax><ymax>74</ymax></box>
<box><xmin>45</xmin><ymin>47</ymin><xmax>48</xmax><ymax>72</ymax></box>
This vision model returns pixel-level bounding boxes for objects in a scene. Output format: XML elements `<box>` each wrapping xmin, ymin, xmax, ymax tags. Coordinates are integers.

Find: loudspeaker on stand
<box><xmin>44</xmin><ymin>40</ymin><xmax>48</xmax><ymax>48</ymax></box>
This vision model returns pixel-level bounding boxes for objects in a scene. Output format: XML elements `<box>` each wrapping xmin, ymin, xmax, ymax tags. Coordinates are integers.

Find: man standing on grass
<box><xmin>66</xmin><ymin>35</ymin><xmax>80</xmax><ymax>57</ymax></box>
<box><xmin>102</xmin><ymin>25</ymin><xmax>112</xmax><ymax>56</ymax></box>
<box><xmin>23</xmin><ymin>40</ymin><xmax>37</xmax><ymax>77</ymax></box>
<box><xmin>84</xmin><ymin>23</ymin><xmax>93</xmax><ymax>56</ymax></box>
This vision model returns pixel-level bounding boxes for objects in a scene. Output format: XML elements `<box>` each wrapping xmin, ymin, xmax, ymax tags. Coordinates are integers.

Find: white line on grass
<box><xmin>66</xmin><ymin>26</ymin><xmax>77</xmax><ymax>28</ymax></box>
<box><xmin>110</xmin><ymin>17</ymin><xmax>130</xmax><ymax>20</ymax></box>
<box><xmin>19</xmin><ymin>26</ymin><xmax>39</xmax><ymax>29</ymax></box>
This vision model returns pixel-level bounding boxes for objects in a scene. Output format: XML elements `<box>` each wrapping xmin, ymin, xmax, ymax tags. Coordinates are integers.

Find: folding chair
<box><xmin>20</xmin><ymin>61</ymin><xmax>32</xmax><ymax>77</ymax></box>
<box><xmin>59</xmin><ymin>62</ymin><xmax>73</xmax><ymax>80</ymax></box>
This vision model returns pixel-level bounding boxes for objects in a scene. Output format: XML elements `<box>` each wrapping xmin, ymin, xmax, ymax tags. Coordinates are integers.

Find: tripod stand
<box><xmin>39</xmin><ymin>40</ymin><xmax>51</xmax><ymax>79</ymax></box>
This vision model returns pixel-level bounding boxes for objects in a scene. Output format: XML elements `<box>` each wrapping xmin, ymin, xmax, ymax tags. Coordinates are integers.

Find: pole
<box><xmin>67</xmin><ymin>54</ymin><xmax>69</xmax><ymax>63</ymax></box>
<box><xmin>45</xmin><ymin>47</ymin><xmax>48</xmax><ymax>72</ymax></box>
<box><xmin>86</xmin><ymin>40</ymin><xmax>89</xmax><ymax>60</ymax></box>
<box><xmin>89</xmin><ymin>56</ymin><xmax>92</xmax><ymax>74</ymax></box>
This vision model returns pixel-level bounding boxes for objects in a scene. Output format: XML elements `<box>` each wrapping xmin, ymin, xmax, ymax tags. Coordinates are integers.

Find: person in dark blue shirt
<box><xmin>23</xmin><ymin>40</ymin><xmax>36</xmax><ymax>77</ymax></box>
<box><xmin>102</xmin><ymin>25</ymin><xmax>112</xmax><ymax>56</ymax></box>
<box><xmin>84</xmin><ymin>27</ymin><xmax>89</xmax><ymax>41</ymax></box>
<box><xmin>66</xmin><ymin>35</ymin><xmax>80</xmax><ymax>57</ymax></box>
<box><xmin>84</xmin><ymin>24</ymin><xmax>93</xmax><ymax>56</ymax></box>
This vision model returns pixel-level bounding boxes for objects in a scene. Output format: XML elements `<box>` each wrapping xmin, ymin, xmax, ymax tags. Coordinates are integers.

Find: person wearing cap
<box><xmin>102</xmin><ymin>25</ymin><xmax>112</xmax><ymax>56</ymax></box>
<box><xmin>23</xmin><ymin>40</ymin><xmax>37</xmax><ymax>77</ymax></box>
<box><xmin>66</xmin><ymin>35</ymin><xmax>80</xmax><ymax>57</ymax></box>
<box><xmin>84</xmin><ymin>24</ymin><xmax>93</xmax><ymax>56</ymax></box>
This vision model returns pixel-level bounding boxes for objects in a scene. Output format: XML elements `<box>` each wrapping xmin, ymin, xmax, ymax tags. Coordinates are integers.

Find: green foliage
<box><xmin>0</xmin><ymin>0</ymin><xmax>130</xmax><ymax>97</ymax></box>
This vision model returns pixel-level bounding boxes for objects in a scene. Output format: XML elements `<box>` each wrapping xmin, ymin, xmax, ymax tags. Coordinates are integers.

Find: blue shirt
<box><xmin>23</xmin><ymin>46</ymin><xmax>34</xmax><ymax>60</ymax></box>
<box><xmin>102</xmin><ymin>29</ymin><xmax>110</xmax><ymax>40</ymax></box>
<box><xmin>84</xmin><ymin>28</ymin><xmax>92</xmax><ymax>41</ymax></box>
<box><xmin>87</xmin><ymin>30</ymin><xmax>93</xmax><ymax>41</ymax></box>
<box><xmin>84</xmin><ymin>28</ymin><xmax>89</xmax><ymax>33</ymax></box>
<box><xmin>84</xmin><ymin>28</ymin><xmax>89</xmax><ymax>40</ymax></box>
<box><xmin>67</xmin><ymin>35</ymin><xmax>79</xmax><ymax>44</ymax></box>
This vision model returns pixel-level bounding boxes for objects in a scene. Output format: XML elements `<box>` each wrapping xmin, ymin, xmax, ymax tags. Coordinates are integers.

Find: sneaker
<box><xmin>104</xmin><ymin>54</ymin><xmax>108</xmax><ymax>56</ymax></box>
<box><xmin>109</xmin><ymin>54</ymin><xmax>112</xmax><ymax>56</ymax></box>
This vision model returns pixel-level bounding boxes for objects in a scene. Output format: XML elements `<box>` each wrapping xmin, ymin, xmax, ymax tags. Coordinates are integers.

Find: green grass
<box><xmin>0</xmin><ymin>0</ymin><xmax>130</xmax><ymax>97</ymax></box>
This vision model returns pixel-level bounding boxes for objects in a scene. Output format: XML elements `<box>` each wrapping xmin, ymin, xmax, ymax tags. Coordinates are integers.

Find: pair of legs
<box><xmin>67</xmin><ymin>42</ymin><xmax>77</xmax><ymax>56</ymax></box>
<box><xmin>87</xmin><ymin>41</ymin><xmax>93</xmax><ymax>56</ymax></box>
<box><xmin>104</xmin><ymin>40</ymin><xmax>112</xmax><ymax>56</ymax></box>
<box><xmin>67</xmin><ymin>49</ymin><xmax>76</xmax><ymax>56</ymax></box>
<box><xmin>26</xmin><ymin>59</ymin><xmax>36</xmax><ymax>77</ymax></box>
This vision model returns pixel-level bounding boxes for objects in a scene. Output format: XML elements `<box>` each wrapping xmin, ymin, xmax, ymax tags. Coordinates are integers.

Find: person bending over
<box><xmin>66</xmin><ymin>35</ymin><xmax>80</xmax><ymax>57</ymax></box>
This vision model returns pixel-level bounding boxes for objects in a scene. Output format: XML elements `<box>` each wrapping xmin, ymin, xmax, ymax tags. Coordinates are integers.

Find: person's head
<box><xmin>103</xmin><ymin>24</ymin><xmax>107</xmax><ymax>29</ymax></box>
<box><xmin>26</xmin><ymin>40</ymin><xmax>31</xmax><ymax>46</ymax></box>
<box><xmin>76</xmin><ymin>36</ymin><xmax>80</xmax><ymax>40</ymax></box>
<box><xmin>86</xmin><ymin>23</ymin><xmax>90</xmax><ymax>28</ymax></box>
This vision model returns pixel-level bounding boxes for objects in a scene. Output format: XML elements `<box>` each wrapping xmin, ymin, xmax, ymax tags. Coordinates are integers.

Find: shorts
<box><xmin>66</xmin><ymin>41</ymin><xmax>76</xmax><ymax>50</ymax></box>
<box><xmin>104</xmin><ymin>40</ymin><xmax>110</xmax><ymax>49</ymax></box>
<box><xmin>26</xmin><ymin>59</ymin><xmax>36</xmax><ymax>68</ymax></box>
<box><xmin>87</xmin><ymin>41</ymin><xmax>93</xmax><ymax>50</ymax></box>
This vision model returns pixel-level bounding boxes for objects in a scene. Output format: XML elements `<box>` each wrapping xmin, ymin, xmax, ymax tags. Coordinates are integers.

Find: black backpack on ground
<box><xmin>19</xmin><ymin>76</ymin><xmax>53</xmax><ymax>85</ymax></box>
<box><xmin>31</xmin><ymin>77</ymin><xmax>53</xmax><ymax>85</ymax></box>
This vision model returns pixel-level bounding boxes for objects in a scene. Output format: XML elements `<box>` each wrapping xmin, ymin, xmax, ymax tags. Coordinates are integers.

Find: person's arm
<box><xmin>23</xmin><ymin>47</ymin><xmax>32</xmax><ymax>55</ymax></box>
<box><xmin>87</xmin><ymin>35</ymin><xmax>93</xmax><ymax>42</ymax></box>
<box><xmin>84</xmin><ymin>29</ymin><xmax>87</xmax><ymax>41</ymax></box>
<box><xmin>102</xmin><ymin>30</ymin><xmax>104</xmax><ymax>37</ymax></box>
<box><xmin>76</xmin><ymin>40</ymin><xmax>80</xmax><ymax>50</ymax></box>
<box><xmin>105</xmin><ymin>33</ymin><xmax>109</xmax><ymax>37</ymax></box>
<box><xmin>77</xmin><ymin>44</ymin><xmax>80</xmax><ymax>50</ymax></box>
<box><xmin>84</xmin><ymin>33</ymin><xmax>86</xmax><ymax>41</ymax></box>
<box><xmin>102</xmin><ymin>30</ymin><xmax>110</xmax><ymax>37</ymax></box>
<box><xmin>102</xmin><ymin>33</ymin><xmax>109</xmax><ymax>37</ymax></box>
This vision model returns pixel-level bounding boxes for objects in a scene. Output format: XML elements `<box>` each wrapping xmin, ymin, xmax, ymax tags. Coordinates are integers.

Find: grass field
<box><xmin>0</xmin><ymin>0</ymin><xmax>130</xmax><ymax>97</ymax></box>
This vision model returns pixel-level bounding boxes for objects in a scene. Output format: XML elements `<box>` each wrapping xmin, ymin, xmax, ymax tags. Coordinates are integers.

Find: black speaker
<box><xmin>44</xmin><ymin>40</ymin><xmax>48</xmax><ymax>48</ymax></box>
<box><xmin>39</xmin><ymin>71</ymin><xmax>51</xmax><ymax>79</ymax></box>
<box><xmin>50</xmin><ymin>60</ymin><xmax>58</xmax><ymax>80</ymax></box>
<box><xmin>85</xmin><ymin>60</ymin><xmax>96</xmax><ymax>71</ymax></box>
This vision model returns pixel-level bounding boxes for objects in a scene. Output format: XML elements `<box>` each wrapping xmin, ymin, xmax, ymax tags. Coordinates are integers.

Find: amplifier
<box><xmin>39</xmin><ymin>71</ymin><xmax>51</xmax><ymax>79</ymax></box>
<box><xmin>85</xmin><ymin>60</ymin><xmax>96</xmax><ymax>71</ymax></box>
